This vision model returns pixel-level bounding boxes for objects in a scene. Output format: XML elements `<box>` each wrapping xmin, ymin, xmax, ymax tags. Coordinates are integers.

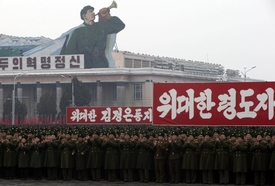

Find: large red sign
<box><xmin>66</xmin><ymin>107</ymin><xmax>152</xmax><ymax>124</ymax></box>
<box><xmin>153</xmin><ymin>82</ymin><xmax>275</xmax><ymax>126</ymax></box>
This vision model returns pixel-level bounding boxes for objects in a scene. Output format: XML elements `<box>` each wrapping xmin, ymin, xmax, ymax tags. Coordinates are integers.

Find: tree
<box><xmin>59</xmin><ymin>77</ymin><xmax>91</xmax><ymax>114</ymax></box>
<box><xmin>3</xmin><ymin>97</ymin><xmax>27</xmax><ymax>124</ymax></box>
<box><xmin>37</xmin><ymin>92</ymin><xmax>57</xmax><ymax>118</ymax></box>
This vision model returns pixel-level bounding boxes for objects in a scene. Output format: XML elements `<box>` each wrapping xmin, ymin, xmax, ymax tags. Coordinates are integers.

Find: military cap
<box><xmin>158</xmin><ymin>132</ymin><xmax>164</xmax><ymax>137</ymax></box>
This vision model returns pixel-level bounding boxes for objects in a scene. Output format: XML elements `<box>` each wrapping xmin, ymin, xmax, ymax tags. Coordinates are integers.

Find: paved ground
<box><xmin>0</xmin><ymin>180</ymin><xmax>265</xmax><ymax>186</ymax></box>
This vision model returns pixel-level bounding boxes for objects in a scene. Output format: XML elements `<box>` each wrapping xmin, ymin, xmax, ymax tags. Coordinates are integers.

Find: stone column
<box><xmin>36</xmin><ymin>82</ymin><xmax>42</xmax><ymax>103</ymax></box>
<box><xmin>143</xmin><ymin>80</ymin><xmax>153</xmax><ymax>106</ymax></box>
<box><xmin>56</xmin><ymin>81</ymin><xmax>62</xmax><ymax>115</ymax></box>
<box><xmin>0</xmin><ymin>83</ymin><xmax>3</xmax><ymax>120</ymax></box>
<box><xmin>116</xmin><ymin>82</ymin><xmax>126</xmax><ymax>106</ymax></box>
<box><xmin>17</xmin><ymin>82</ymin><xmax>22</xmax><ymax>102</ymax></box>
<box><xmin>96</xmin><ymin>80</ymin><xmax>103</xmax><ymax>106</ymax></box>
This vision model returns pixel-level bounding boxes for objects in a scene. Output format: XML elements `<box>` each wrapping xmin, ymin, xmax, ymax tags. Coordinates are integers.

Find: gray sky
<box><xmin>1</xmin><ymin>0</ymin><xmax>275</xmax><ymax>80</ymax></box>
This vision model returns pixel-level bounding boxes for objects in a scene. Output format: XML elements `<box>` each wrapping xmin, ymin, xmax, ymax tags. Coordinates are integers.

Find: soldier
<box><xmin>136</xmin><ymin>133</ymin><xmax>153</xmax><ymax>183</ymax></box>
<box><xmin>102</xmin><ymin>131</ymin><xmax>119</xmax><ymax>182</ymax></box>
<box><xmin>199</xmin><ymin>131</ymin><xmax>215</xmax><ymax>184</ymax></box>
<box><xmin>250</xmin><ymin>133</ymin><xmax>268</xmax><ymax>186</ymax></box>
<box><xmin>87</xmin><ymin>131</ymin><xmax>103</xmax><ymax>181</ymax></box>
<box><xmin>167</xmin><ymin>131</ymin><xmax>182</xmax><ymax>184</ymax></box>
<box><xmin>43</xmin><ymin>134</ymin><xmax>60</xmax><ymax>180</ymax></box>
<box><xmin>182</xmin><ymin>132</ymin><xmax>199</xmax><ymax>184</ymax></box>
<box><xmin>3</xmin><ymin>131</ymin><xmax>17</xmax><ymax>179</ymax></box>
<box><xmin>17</xmin><ymin>136</ymin><xmax>30</xmax><ymax>180</ymax></box>
<box><xmin>153</xmin><ymin>131</ymin><xmax>168</xmax><ymax>183</ymax></box>
<box><xmin>119</xmin><ymin>131</ymin><xmax>135</xmax><ymax>182</ymax></box>
<box><xmin>59</xmin><ymin>131</ymin><xmax>75</xmax><ymax>181</ymax></box>
<box><xmin>30</xmin><ymin>135</ymin><xmax>44</xmax><ymax>180</ymax></box>
<box><xmin>75</xmin><ymin>133</ymin><xmax>88</xmax><ymax>181</ymax></box>
<box><xmin>269</xmin><ymin>132</ymin><xmax>275</xmax><ymax>185</ymax></box>
<box><xmin>214</xmin><ymin>132</ymin><xmax>230</xmax><ymax>184</ymax></box>
<box><xmin>232</xmin><ymin>134</ymin><xmax>248</xmax><ymax>185</ymax></box>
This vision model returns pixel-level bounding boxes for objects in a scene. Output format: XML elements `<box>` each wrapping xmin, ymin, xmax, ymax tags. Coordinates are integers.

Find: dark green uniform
<box><xmin>30</xmin><ymin>143</ymin><xmax>44</xmax><ymax>180</ymax></box>
<box><xmin>136</xmin><ymin>140</ymin><xmax>153</xmax><ymax>182</ymax></box>
<box><xmin>59</xmin><ymin>139</ymin><xmax>75</xmax><ymax>180</ymax></box>
<box><xmin>269</xmin><ymin>141</ymin><xmax>275</xmax><ymax>184</ymax></box>
<box><xmin>153</xmin><ymin>139</ymin><xmax>168</xmax><ymax>183</ymax></box>
<box><xmin>17</xmin><ymin>143</ymin><xmax>31</xmax><ymax>179</ymax></box>
<box><xmin>119</xmin><ymin>140</ymin><xmax>135</xmax><ymax>182</ymax></box>
<box><xmin>44</xmin><ymin>140</ymin><xmax>59</xmax><ymax>180</ymax></box>
<box><xmin>167</xmin><ymin>139</ymin><xmax>182</xmax><ymax>183</ymax></box>
<box><xmin>250</xmin><ymin>140</ymin><xmax>268</xmax><ymax>186</ymax></box>
<box><xmin>214</xmin><ymin>139</ymin><xmax>230</xmax><ymax>184</ymax></box>
<box><xmin>87</xmin><ymin>138</ymin><xmax>103</xmax><ymax>181</ymax></box>
<box><xmin>231</xmin><ymin>141</ymin><xmax>248</xmax><ymax>185</ymax></box>
<box><xmin>199</xmin><ymin>139</ymin><xmax>215</xmax><ymax>184</ymax></box>
<box><xmin>102</xmin><ymin>139</ymin><xmax>119</xmax><ymax>182</ymax></box>
<box><xmin>75</xmin><ymin>140</ymin><xmax>88</xmax><ymax>180</ymax></box>
<box><xmin>65</xmin><ymin>17</ymin><xmax>125</xmax><ymax>68</ymax></box>
<box><xmin>182</xmin><ymin>140</ymin><xmax>199</xmax><ymax>184</ymax></box>
<box><xmin>3</xmin><ymin>139</ymin><xmax>18</xmax><ymax>179</ymax></box>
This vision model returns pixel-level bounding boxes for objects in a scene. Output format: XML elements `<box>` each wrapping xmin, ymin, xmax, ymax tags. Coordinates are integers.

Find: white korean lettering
<box><xmin>157</xmin><ymin>89</ymin><xmax>176</xmax><ymax>119</ymax></box>
<box><xmin>101</xmin><ymin>107</ymin><xmax>111</xmax><ymax>122</ymax></box>
<box><xmin>194</xmin><ymin>88</ymin><xmax>215</xmax><ymax>119</ymax></box>
<box><xmin>143</xmin><ymin>108</ymin><xmax>152</xmax><ymax>122</ymax></box>
<box><xmin>123</xmin><ymin>107</ymin><xmax>133</xmax><ymax>122</ymax></box>
<box><xmin>70</xmin><ymin>109</ymin><xmax>88</xmax><ymax>122</ymax></box>
<box><xmin>217</xmin><ymin>88</ymin><xmax>236</xmax><ymax>120</ymax></box>
<box><xmin>237</xmin><ymin>89</ymin><xmax>256</xmax><ymax>119</ymax></box>
<box><xmin>254</xmin><ymin>88</ymin><xmax>275</xmax><ymax>120</ymax></box>
<box><xmin>133</xmin><ymin>108</ymin><xmax>142</xmax><ymax>122</ymax></box>
<box><xmin>112</xmin><ymin>107</ymin><xmax>122</xmax><ymax>122</ymax></box>
<box><xmin>177</xmin><ymin>89</ymin><xmax>195</xmax><ymax>119</ymax></box>
<box><xmin>87</xmin><ymin>109</ymin><xmax>97</xmax><ymax>122</ymax></box>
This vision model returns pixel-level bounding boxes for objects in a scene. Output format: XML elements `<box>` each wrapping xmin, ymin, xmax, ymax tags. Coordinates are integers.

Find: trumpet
<box><xmin>95</xmin><ymin>0</ymin><xmax>117</xmax><ymax>16</ymax></box>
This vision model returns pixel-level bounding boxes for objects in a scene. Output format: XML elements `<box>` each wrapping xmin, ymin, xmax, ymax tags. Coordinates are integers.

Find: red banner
<box><xmin>153</xmin><ymin>82</ymin><xmax>275</xmax><ymax>126</ymax></box>
<box><xmin>66</xmin><ymin>107</ymin><xmax>152</xmax><ymax>124</ymax></box>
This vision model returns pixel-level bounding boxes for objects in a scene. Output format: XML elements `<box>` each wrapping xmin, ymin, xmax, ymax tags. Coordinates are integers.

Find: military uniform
<box><xmin>231</xmin><ymin>139</ymin><xmax>248</xmax><ymax>185</ymax></box>
<box><xmin>59</xmin><ymin>138</ymin><xmax>75</xmax><ymax>180</ymax></box>
<box><xmin>250</xmin><ymin>139</ymin><xmax>268</xmax><ymax>186</ymax></box>
<box><xmin>3</xmin><ymin>137</ymin><xmax>18</xmax><ymax>179</ymax></box>
<box><xmin>44</xmin><ymin>139</ymin><xmax>59</xmax><ymax>180</ymax></box>
<box><xmin>214</xmin><ymin>139</ymin><xmax>230</xmax><ymax>184</ymax></box>
<box><xmin>136</xmin><ymin>137</ymin><xmax>153</xmax><ymax>182</ymax></box>
<box><xmin>30</xmin><ymin>142</ymin><xmax>44</xmax><ymax>180</ymax></box>
<box><xmin>102</xmin><ymin>137</ymin><xmax>119</xmax><ymax>182</ymax></box>
<box><xmin>119</xmin><ymin>139</ymin><xmax>135</xmax><ymax>182</ymax></box>
<box><xmin>167</xmin><ymin>136</ymin><xmax>182</xmax><ymax>183</ymax></box>
<box><xmin>75</xmin><ymin>136</ymin><xmax>88</xmax><ymax>181</ymax></box>
<box><xmin>87</xmin><ymin>136</ymin><xmax>103</xmax><ymax>181</ymax></box>
<box><xmin>153</xmin><ymin>133</ymin><xmax>168</xmax><ymax>183</ymax></box>
<box><xmin>199</xmin><ymin>138</ymin><xmax>215</xmax><ymax>184</ymax></box>
<box><xmin>17</xmin><ymin>142</ymin><xmax>30</xmax><ymax>179</ymax></box>
<box><xmin>65</xmin><ymin>16</ymin><xmax>125</xmax><ymax>68</ymax></box>
<box><xmin>182</xmin><ymin>139</ymin><xmax>199</xmax><ymax>183</ymax></box>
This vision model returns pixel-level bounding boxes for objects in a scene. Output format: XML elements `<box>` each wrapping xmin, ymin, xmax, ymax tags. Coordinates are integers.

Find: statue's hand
<box><xmin>99</xmin><ymin>8</ymin><xmax>111</xmax><ymax>20</ymax></box>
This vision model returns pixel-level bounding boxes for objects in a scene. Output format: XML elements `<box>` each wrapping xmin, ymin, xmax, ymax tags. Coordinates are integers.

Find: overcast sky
<box><xmin>0</xmin><ymin>0</ymin><xmax>275</xmax><ymax>81</ymax></box>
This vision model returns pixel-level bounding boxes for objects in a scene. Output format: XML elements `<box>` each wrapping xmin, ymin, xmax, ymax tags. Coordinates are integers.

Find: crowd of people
<box><xmin>0</xmin><ymin>124</ymin><xmax>274</xmax><ymax>186</ymax></box>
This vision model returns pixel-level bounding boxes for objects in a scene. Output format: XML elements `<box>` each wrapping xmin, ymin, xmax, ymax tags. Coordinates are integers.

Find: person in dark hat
<box><xmin>75</xmin><ymin>133</ymin><xmax>88</xmax><ymax>181</ymax></box>
<box><xmin>102</xmin><ymin>131</ymin><xmax>119</xmax><ymax>182</ymax></box>
<box><xmin>87</xmin><ymin>131</ymin><xmax>103</xmax><ymax>181</ymax></box>
<box><xmin>43</xmin><ymin>134</ymin><xmax>60</xmax><ymax>180</ymax></box>
<box><xmin>30</xmin><ymin>136</ymin><xmax>44</xmax><ymax>180</ymax></box>
<box><xmin>64</xmin><ymin>5</ymin><xmax>125</xmax><ymax>68</ymax></box>
<box><xmin>250</xmin><ymin>133</ymin><xmax>268</xmax><ymax>186</ymax></box>
<box><xmin>167</xmin><ymin>131</ymin><xmax>182</xmax><ymax>184</ymax></box>
<box><xmin>199</xmin><ymin>131</ymin><xmax>215</xmax><ymax>184</ymax></box>
<box><xmin>214</xmin><ymin>132</ymin><xmax>230</xmax><ymax>185</ymax></box>
<box><xmin>153</xmin><ymin>131</ymin><xmax>168</xmax><ymax>183</ymax></box>
<box><xmin>182</xmin><ymin>132</ymin><xmax>199</xmax><ymax>184</ymax></box>
<box><xmin>3</xmin><ymin>132</ymin><xmax>17</xmax><ymax>180</ymax></box>
<box><xmin>231</xmin><ymin>133</ymin><xmax>248</xmax><ymax>185</ymax></box>
<box><xmin>17</xmin><ymin>136</ymin><xmax>31</xmax><ymax>180</ymax></box>
<box><xmin>136</xmin><ymin>133</ymin><xmax>153</xmax><ymax>183</ymax></box>
<box><xmin>119</xmin><ymin>131</ymin><xmax>135</xmax><ymax>182</ymax></box>
<box><xmin>59</xmin><ymin>131</ymin><xmax>75</xmax><ymax>181</ymax></box>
